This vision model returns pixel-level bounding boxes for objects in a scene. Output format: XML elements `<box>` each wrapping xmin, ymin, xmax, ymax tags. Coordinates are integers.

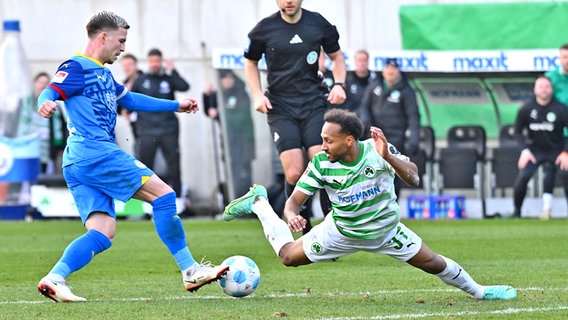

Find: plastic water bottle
<box><xmin>0</xmin><ymin>19</ymin><xmax>36</xmax><ymax>209</ymax></box>
<box><xmin>0</xmin><ymin>19</ymin><xmax>33</xmax><ymax>137</ymax></box>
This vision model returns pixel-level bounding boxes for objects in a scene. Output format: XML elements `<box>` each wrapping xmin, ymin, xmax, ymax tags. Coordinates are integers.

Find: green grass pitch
<box><xmin>1</xmin><ymin>218</ymin><xmax>567</xmax><ymax>319</ymax></box>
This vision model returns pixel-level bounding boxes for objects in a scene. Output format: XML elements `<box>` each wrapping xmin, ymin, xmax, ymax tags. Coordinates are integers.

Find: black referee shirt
<box><xmin>244</xmin><ymin>9</ymin><xmax>340</xmax><ymax>102</ymax></box>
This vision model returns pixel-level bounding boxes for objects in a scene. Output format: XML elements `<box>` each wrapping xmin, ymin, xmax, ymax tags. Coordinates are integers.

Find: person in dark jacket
<box><xmin>131</xmin><ymin>48</ymin><xmax>190</xmax><ymax>198</ymax></box>
<box><xmin>512</xmin><ymin>75</ymin><xmax>568</xmax><ymax>219</ymax></box>
<box><xmin>358</xmin><ymin>58</ymin><xmax>420</xmax><ymax>197</ymax></box>
<box><xmin>202</xmin><ymin>70</ymin><xmax>256</xmax><ymax>199</ymax></box>
<box><xmin>119</xmin><ymin>53</ymin><xmax>143</xmax><ymax>138</ymax></box>
<box><xmin>344</xmin><ymin>49</ymin><xmax>378</xmax><ymax>112</ymax></box>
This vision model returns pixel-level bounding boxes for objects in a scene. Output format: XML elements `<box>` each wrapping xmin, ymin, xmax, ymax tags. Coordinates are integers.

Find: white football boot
<box><xmin>183</xmin><ymin>261</ymin><xmax>229</xmax><ymax>292</ymax></box>
<box><xmin>38</xmin><ymin>277</ymin><xmax>86</xmax><ymax>302</ymax></box>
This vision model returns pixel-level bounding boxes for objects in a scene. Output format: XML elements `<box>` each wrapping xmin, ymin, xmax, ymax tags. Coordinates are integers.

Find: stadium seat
<box><xmin>401</xmin><ymin>126</ymin><xmax>435</xmax><ymax>193</ymax></box>
<box><xmin>418</xmin><ymin>126</ymin><xmax>435</xmax><ymax>193</ymax></box>
<box><xmin>438</xmin><ymin>125</ymin><xmax>487</xmax><ymax>217</ymax></box>
<box><xmin>490</xmin><ymin>125</ymin><xmax>521</xmax><ymax>197</ymax></box>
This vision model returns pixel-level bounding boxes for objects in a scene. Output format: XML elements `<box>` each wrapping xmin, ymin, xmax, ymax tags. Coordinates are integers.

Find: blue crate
<box><xmin>407</xmin><ymin>195</ymin><xmax>465</xmax><ymax>219</ymax></box>
<box><xmin>0</xmin><ymin>205</ymin><xmax>29</xmax><ymax>220</ymax></box>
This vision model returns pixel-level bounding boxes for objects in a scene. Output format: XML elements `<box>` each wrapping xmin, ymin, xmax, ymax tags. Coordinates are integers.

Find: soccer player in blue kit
<box><xmin>36</xmin><ymin>11</ymin><xmax>228</xmax><ymax>302</ymax></box>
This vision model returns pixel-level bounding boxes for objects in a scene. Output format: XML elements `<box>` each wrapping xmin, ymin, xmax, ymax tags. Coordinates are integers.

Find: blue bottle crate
<box><xmin>407</xmin><ymin>195</ymin><xmax>465</xmax><ymax>219</ymax></box>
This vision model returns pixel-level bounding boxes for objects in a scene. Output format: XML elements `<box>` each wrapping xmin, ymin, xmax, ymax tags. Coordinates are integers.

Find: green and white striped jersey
<box><xmin>296</xmin><ymin>139</ymin><xmax>408</xmax><ymax>240</ymax></box>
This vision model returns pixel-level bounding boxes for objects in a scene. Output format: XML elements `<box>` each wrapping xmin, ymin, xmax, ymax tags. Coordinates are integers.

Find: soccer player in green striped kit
<box><xmin>224</xmin><ymin>108</ymin><xmax>516</xmax><ymax>301</ymax></box>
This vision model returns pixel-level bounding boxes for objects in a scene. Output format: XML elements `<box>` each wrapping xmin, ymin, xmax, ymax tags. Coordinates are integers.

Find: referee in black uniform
<box><xmin>243</xmin><ymin>0</ymin><xmax>346</xmax><ymax>233</ymax></box>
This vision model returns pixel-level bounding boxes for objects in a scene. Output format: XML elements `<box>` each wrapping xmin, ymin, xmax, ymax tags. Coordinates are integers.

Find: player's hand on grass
<box><xmin>286</xmin><ymin>214</ymin><xmax>307</xmax><ymax>233</ymax></box>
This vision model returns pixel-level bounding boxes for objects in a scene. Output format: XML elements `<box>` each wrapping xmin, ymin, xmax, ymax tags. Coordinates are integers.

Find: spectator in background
<box><xmin>202</xmin><ymin>69</ymin><xmax>256</xmax><ymax>199</ymax></box>
<box><xmin>244</xmin><ymin>0</ymin><xmax>346</xmax><ymax>233</ymax></box>
<box><xmin>358</xmin><ymin>58</ymin><xmax>420</xmax><ymax>197</ymax></box>
<box><xmin>0</xmin><ymin>72</ymin><xmax>67</xmax><ymax>204</ymax></box>
<box><xmin>16</xmin><ymin>72</ymin><xmax>49</xmax><ymax>172</ymax></box>
<box><xmin>32</xmin><ymin>72</ymin><xmax>67</xmax><ymax>174</ymax></box>
<box><xmin>512</xmin><ymin>75</ymin><xmax>568</xmax><ymax>220</ymax></box>
<box><xmin>131</xmin><ymin>48</ymin><xmax>190</xmax><ymax>202</ymax></box>
<box><xmin>345</xmin><ymin>49</ymin><xmax>378</xmax><ymax>112</ymax></box>
<box><xmin>15</xmin><ymin>72</ymin><xmax>67</xmax><ymax>175</ymax></box>
<box><xmin>545</xmin><ymin>44</ymin><xmax>568</xmax><ymax>106</ymax></box>
<box><xmin>119</xmin><ymin>53</ymin><xmax>142</xmax><ymax>137</ymax></box>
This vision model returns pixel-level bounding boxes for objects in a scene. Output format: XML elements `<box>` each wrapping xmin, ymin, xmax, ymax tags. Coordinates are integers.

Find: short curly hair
<box><xmin>323</xmin><ymin>108</ymin><xmax>364</xmax><ymax>140</ymax></box>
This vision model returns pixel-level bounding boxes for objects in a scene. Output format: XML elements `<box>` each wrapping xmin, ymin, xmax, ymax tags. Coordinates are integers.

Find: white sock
<box><xmin>542</xmin><ymin>193</ymin><xmax>553</xmax><ymax>210</ymax></box>
<box><xmin>252</xmin><ymin>197</ymin><xmax>294</xmax><ymax>256</ymax></box>
<box><xmin>436</xmin><ymin>256</ymin><xmax>484</xmax><ymax>299</ymax></box>
<box><xmin>46</xmin><ymin>273</ymin><xmax>66</xmax><ymax>284</ymax></box>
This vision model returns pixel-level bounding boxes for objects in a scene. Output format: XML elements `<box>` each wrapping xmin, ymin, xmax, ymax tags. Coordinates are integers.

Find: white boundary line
<box><xmin>319</xmin><ymin>306</ymin><xmax>568</xmax><ymax>320</ymax></box>
<box><xmin>2</xmin><ymin>286</ymin><xmax>567</xmax><ymax>306</ymax></box>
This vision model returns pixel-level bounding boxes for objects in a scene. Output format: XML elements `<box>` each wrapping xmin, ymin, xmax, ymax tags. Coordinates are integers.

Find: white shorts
<box><xmin>301</xmin><ymin>214</ymin><xmax>423</xmax><ymax>263</ymax></box>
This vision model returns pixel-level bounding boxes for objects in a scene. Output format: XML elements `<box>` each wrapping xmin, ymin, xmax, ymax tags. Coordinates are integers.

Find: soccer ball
<box><xmin>219</xmin><ymin>255</ymin><xmax>260</xmax><ymax>297</ymax></box>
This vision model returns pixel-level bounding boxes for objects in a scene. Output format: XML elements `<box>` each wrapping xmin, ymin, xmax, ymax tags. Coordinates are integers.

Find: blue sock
<box><xmin>152</xmin><ymin>192</ymin><xmax>195</xmax><ymax>270</ymax></box>
<box><xmin>49</xmin><ymin>229</ymin><xmax>112</xmax><ymax>279</ymax></box>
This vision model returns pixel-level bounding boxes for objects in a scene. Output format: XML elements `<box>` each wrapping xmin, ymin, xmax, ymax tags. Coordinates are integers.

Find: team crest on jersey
<box><xmin>227</xmin><ymin>96</ymin><xmax>237</xmax><ymax>107</ymax></box>
<box><xmin>349</xmin><ymin>83</ymin><xmax>358</xmax><ymax>95</ymax></box>
<box><xmin>52</xmin><ymin>71</ymin><xmax>68</xmax><ymax>84</ymax></box>
<box><xmin>373</xmin><ymin>86</ymin><xmax>383</xmax><ymax>96</ymax></box>
<box><xmin>363</xmin><ymin>166</ymin><xmax>376</xmax><ymax>178</ymax></box>
<box><xmin>311</xmin><ymin>242</ymin><xmax>323</xmax><ymax>254</ymax></box>
<box><xmin>387</xmin><ymin>90</ymin><xmax>401</xmax><ymax>103</ymax></box>
<box><xmin>306</xmin><ymin>51</ymin><xmax>318</xmax><ymax>65</ymax></box>
<box><xmin>546</xmin><ymin>112</ymin><xmax>557</xmax><ymax>122</ymax></box>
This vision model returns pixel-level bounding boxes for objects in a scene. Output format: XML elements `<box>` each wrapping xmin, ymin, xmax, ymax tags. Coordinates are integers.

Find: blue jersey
<box><xmin>47</xmin><ymin>53</ymin><xmax>125</xmax><ymax>166</ymax></box>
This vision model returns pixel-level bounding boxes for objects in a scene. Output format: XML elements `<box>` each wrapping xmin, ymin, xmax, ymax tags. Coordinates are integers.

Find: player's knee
<box><xmin>278</xmin><ymin>249</ymin><xmax>301</xmax><ymax>267</ymax></box>
<box><xmin>279</xmin><ymin>255</ymin><xmax>300</xmax><ymax>267</ymax></box>
<box><xmin>517</xmin><ymin>170</ymin><xmax>534</xmax><ymax>183</ymax></box>
<box><xmin>285</xmin><ymin>171</ymin><xmax>302</xmax><ymax>185</ymax></box>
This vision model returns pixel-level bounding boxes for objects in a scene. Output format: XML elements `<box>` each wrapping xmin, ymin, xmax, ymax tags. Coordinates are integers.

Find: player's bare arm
<box><xmin>370</xmin><ymin>126</ymin><xmax>419</xmax><ymax>187</ymax></box>
<box><xmin>327</xmin><ymin>50</ymin><xmax>347</xmax><ymax>105</ymax></box>
<box><xmin>283</xmin><ymin>190</ymin><xmax>308</xmax><ymax>233</ymax></box>
<box><xmin>244</xmin><ymin>58</ymin><xmax>272</xmax><ymax>113</ymax></box>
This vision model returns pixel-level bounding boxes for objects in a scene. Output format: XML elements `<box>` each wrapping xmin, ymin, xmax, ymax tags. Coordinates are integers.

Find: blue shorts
<box><xmin>63</xmin><ymin>149</ymin><xmax>154</xmax><ymax>224</ymax></box>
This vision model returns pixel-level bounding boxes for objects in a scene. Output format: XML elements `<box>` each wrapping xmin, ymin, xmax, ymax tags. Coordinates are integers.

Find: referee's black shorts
<box><xmin>266</xmin><ymin>95</ymin><xmax>326</xmax><ymax>154</ymax></box>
